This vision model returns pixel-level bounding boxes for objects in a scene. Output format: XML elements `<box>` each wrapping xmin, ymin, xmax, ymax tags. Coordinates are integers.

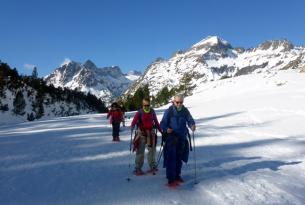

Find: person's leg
<box><xmin>112</xmin><ymin>123</ymin><xmax>116</xmax><ymax>141</ymax></box>
<box><xmin>113</xmin><ymin>122</ymin><xmax>120</xmax><ymax>141</ymax></box>
<box><xmin>135</xmin><ymin>133</ymin><xmax>145</xmax><ymax>172</ymax></box>
<box><xmin>165</xmin><ymin>137</ymin><xmax>177</xmax><ymax>183</ymax></box>
<box><xmin>147</xmin><ymin>131</ymin><xmax>157</xmax><ymax>169</ymax></box>
<box><xmin>175</xmin><ymin>139</ymin><xmax>184</xmax><ymax>181</ymax></box>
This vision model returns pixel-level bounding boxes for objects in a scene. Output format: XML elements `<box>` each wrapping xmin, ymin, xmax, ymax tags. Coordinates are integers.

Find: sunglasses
<box><xmin>143</xmin><ymin>104</ymin><xmax>150</xmax><ymax>107</ymax></box>
<box><xmin>175</xmin><ymin>101</ymin><xmax>183</xmax><ymax>104</ymax></box>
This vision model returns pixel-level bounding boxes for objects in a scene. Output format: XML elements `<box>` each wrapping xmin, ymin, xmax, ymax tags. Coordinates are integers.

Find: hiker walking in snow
<box><xmin>160</xmin><ymin>94</ymin><xmax>196</xmax><ymax>187</ymax></box>
<box><xmin>130</xmin><ymin>97</ymin><xmax>162</xmax><ymax>175</ymax></box>
<box><xmin>107</xmin><ymin>102</ymin><xmax>123</xmax><ymax>141</ymax></box>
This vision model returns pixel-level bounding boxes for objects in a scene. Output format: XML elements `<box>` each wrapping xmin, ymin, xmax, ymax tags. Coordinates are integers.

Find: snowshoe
<box><xmin>113</xmin><ymin>136</ymin><xmax>120</xmax><ymax>142</ymax></box>
<box><xmin>166</xmin><ymin>181</ymin><xmax>179</xmax><ymax>189</ymax></box>
<box><xmin>146</xmin><ymin>167</ymin><xmax>158</xmax><ymax>175</ymax></box>
<box><xmin>175</xmin><ymin>176</ymin><xmax>184</xmax><ymax>183</ymax></box>
<box><xmin>133</xmin><ymin>169</ymin><xmax>145</xmax><ymax>176</ymax></box>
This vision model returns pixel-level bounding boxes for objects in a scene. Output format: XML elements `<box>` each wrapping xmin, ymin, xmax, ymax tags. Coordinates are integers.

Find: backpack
<box><xmin>134</xmin><ymin>108</ymin><xmax>158</xmax><ymax>147</ymax></box>
<box><xmin>136</xmin><ymin>108</ymin><xmax>157</xmax><ymax>131</ymax></box>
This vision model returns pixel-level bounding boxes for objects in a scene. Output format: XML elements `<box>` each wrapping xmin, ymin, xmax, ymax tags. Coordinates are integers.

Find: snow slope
<box><xmin>1</xmin><ymin>70</ymin><xmax>305</xmax><ymax>205</ymax></box>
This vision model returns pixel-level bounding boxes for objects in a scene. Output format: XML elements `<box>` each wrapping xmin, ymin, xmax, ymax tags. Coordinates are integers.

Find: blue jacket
<box><xmin>160</xmin><ymin>105</ymin><xmax>195</xmax><ymax>139</ymax></box>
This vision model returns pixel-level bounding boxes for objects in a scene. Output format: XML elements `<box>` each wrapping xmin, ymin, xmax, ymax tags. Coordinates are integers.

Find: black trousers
<box><xmin>112</xmin><ymin>122</ymin><xmax>120</xmax><ymax>138</ymax></box>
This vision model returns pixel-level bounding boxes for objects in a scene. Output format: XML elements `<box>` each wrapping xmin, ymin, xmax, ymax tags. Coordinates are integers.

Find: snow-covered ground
<box><xmin>1</xmin><ymin>70</ymin><xmax>305</xmax><ymax>205</ymax></box>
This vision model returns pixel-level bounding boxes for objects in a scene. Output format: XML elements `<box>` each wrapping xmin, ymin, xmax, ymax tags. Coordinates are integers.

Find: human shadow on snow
<box><xmin>189</xmin><ymin>160</ymin><xmax>302</xmax><ymax>182</ymax></box>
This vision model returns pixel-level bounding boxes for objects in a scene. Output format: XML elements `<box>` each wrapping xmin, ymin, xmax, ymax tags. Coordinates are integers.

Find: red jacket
<box><xmin>107</xmin><ymin>109</ymin><xmax>123</xmax><ymax>123</ymax></box>
<box><xmin>131</xmin><ymin>109</ymin><xmax>161</xmax><ymax>132</ymax></box>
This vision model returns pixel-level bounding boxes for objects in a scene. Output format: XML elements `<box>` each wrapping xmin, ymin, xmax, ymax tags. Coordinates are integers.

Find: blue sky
<box><xmin>1</xmin><ymin>0</ymin><xmax>305</xmax><ymax>77</ymax></box>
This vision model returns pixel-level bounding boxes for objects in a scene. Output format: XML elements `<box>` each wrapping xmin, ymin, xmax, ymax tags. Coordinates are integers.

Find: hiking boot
<box><xmin>113</xmin><ymin>136</ymin><xmax>120</xmax><ymax>142</ymax></box>
<box><xmin>166</xmin><ymin>180</ymin><xmax>179</xmax><ymax>188</ymax></box>
<box><xmin>175</xmin><ymin>176</ymin><xmax>184</xmax><ymax>183</ymax></box>
<box><xmin>147</xmin><ymin>167</ymin><xmax>158</xmax><ymax>174</ymax></box>
<box><xmin>133</xmin><ymin>169</ymin><xmax>144</xmax><ymax>176</ymax></box>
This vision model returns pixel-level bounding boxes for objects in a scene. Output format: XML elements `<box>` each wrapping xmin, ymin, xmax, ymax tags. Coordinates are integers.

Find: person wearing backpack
<box><xmin>130</xmin><ymin>97</ymin><xmax>162</xmax><ymax>175</ymax></box>
<box><xmin>107</xmin><ymin>102</ymin><xmax>123</xmax><ymax>142</ymax></box>
<box><xmin>160</xmin><ymin>94</ymin><xmax>196</xmax><ymax>187</ymax></box>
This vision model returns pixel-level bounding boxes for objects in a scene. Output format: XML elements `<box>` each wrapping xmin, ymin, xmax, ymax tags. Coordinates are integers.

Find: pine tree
<box><xmin>27</xmin><ymin>113</ymin><xmax>35</xmax><ymax>121</ymax></box>
<box><xmin>133</xmin><ymin>84</ymin><xmax>150</xmax><ymax>109</ymax></box>
<box><xmin>124</xmin><ymin>95</ymin><xmax>136</xmax><ymax>111</ymax></box>
<box><xmin>0</xmin><ymin>104</ymin><xmax>9</xmax><ymax>112</ymax></box>
<box><xmin>154</xmin><ymin>86</ymin><xmax>173</xmax><ymax>106</ymax></box>
<box><xmin>32</xmin><ymin>67</ymin><xmax>38</xmax><ymax>79</ymax></box>
<box><xmin>32</xmin><ymin>92</ymin><xmax>45</xmax><ymax>119</ymax></box>
<box><xmin>13</xmin><ymin>91</ymin><xmax>26</xmax><ymax>115</ymax></box>
<box><xmin>175</xmin><ymin>73</ymin><xmax>196</xmax><ymax>96</ymax></box>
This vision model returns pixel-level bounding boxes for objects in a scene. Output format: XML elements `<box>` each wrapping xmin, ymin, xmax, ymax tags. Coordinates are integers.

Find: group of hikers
<box><xmin>107</xmin><ymin>94</ymin><xmax>196</xmax><ymax>187</ymax></box>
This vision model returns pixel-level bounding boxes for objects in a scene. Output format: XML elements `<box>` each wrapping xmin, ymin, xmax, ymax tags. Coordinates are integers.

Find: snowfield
<box><xmin>1</xmin><ymin>70</ymin><xmax>305</xmax><ymax>205</ymax></box>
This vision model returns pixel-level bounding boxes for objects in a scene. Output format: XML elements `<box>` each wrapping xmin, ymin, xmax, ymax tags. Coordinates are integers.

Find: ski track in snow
<box><xmin>1</xmin><ymin>71</ymin><xmax>305</xmax><ymax>205</ymax></box>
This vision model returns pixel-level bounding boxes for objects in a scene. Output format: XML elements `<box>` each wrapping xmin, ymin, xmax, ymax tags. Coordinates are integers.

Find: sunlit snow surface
<box><xmin>1</xmin><ymin>70</ymin><xmax>305</xmax><ymax>205</ymax></box>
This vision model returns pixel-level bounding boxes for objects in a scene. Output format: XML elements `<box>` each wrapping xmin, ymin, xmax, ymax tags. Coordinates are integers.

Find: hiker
<box><xmin>107</xmin><ymin>102</ymin><xmax>123</xmax><ymax>141</ymax></box>
<box><xmin>130</xmin><ymin>97</ymin><xmax>162</xmax><ymax>175</ymax></box>
<box><xmin>160</xmin><ymin>94</ymin><xmax>196</xmax><ymax>187</ymax></box>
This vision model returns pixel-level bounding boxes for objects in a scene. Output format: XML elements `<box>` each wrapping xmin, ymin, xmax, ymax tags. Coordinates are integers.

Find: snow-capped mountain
<box><xmin>44</xmin><ymin>60</ymin><xmax>132</xmax><ymax>103</ymax></box>
<box><xmin>125</xmin><ymin>70</ymin><xmax>142</xmax><ymax>81</ymax></box>
<box><xmin>125</xmin><ymin>36</ymin><xmax>305</xmax><ymax>96</ymax></box>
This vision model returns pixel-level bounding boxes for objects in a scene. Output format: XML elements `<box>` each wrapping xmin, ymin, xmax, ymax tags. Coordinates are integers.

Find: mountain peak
<box><xmin>60</xmin><ymin>58</ymin><xmax>73</xmax><ymax>67</ymax></box>
<box><xmin>83</xmin><ymin>60</ymin><xmax>97</xmax><ymax>69</ymax></box>
<box><xmin>192</xmin><ymin>36</ymin><xmax>231</xmax><ymax>48</ymax></box>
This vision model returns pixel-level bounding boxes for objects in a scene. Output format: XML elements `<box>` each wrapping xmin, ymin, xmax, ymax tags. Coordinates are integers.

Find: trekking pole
<box><xmin>156</xmin><ymin>131</ymin><xmax>166</xmax><ymax>168</ymax></box>
<box><xmin>192</xmin><ymin>131</ymin><xmax>198</xmax><ymax>184</ymax></box>
<box><xmin>126</xmin><ymin>129</ymin><xmax>134</xmax><ymax>181</ymax></box>
<box><xmin>156</xmin><ymin>143</ymin><xmax>164</xmax><ymax>168</ymax></box>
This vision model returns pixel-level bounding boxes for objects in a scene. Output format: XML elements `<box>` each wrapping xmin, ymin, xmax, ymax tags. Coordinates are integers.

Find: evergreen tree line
<box><xmin>0</xmin><ymin>62</ymin><xmax>107</xmax><ymax>121</ymax></box>
<box><xmin>121</xmin><ymin>72</ymin><xmax>196</xmax><ymax>111</ymax></box>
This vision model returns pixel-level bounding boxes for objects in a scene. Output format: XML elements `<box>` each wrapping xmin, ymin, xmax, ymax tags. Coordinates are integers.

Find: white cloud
<box><xmin>24</xmin><ymin>63</ymin><xmax>36</xmax><ymax>70</ymax></box>
<box><xmin>60</xmin><ymin>58</ymin><xmax>72</xmax><ymax>66</ymax></box>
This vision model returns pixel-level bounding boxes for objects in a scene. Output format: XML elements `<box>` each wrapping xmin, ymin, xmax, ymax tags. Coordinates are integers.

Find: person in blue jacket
<box><xmin>160</xmin><ymin>94</ymin><xmax>196</xmax><ymax>187</ymax></box>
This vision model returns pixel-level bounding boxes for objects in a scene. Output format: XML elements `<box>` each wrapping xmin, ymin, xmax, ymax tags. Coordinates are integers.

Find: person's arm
<box><xmin>185</xmin><ymin>108</ymin><xmax>196</xmax><ymax>131</ymax></box>
<box><xmin>119</xmin><ymin>110</ymin><xmax>124</xmax><ymax>122</ymax></box>
<box><xmin>153</xmin><ymin>112</ymin><xmax>162</xmax><ymax>133</ymax></box>
<box><xmin>160</xmin><ymin>109</ymin><xmax>172</xmax><ymax>133</ymax></box>
<box><xmin>130</xmin><ymin>111</ymin><xmax>139</xmax><ymax>129</ymax></box>
<box><xmin>107</xmin><ymin>110</ymin><xmax>111</xmax><ymax>119</ymax></box>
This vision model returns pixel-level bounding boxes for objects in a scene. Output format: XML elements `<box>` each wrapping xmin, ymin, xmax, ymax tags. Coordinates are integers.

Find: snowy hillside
<box><xmin>0</xmin><ymin>62</ymin><xmax>107</xmax><ymax>124</ymax></box>
<box><xmin>44</xmin><ymin>60</ymin><xmax>132</xmax><ymax>103</ymax></box>
<box><xmin>1</xmin><ymin>70</ymin><xmax>305</xmax><ymax>205</ymax></box>
<box><xmin>0</xmin><ymin>87</ymin><xmax>96</xmax><ymax>124</ymax></box>
<box><xmin>125</xmin><ymin>36</ymin><xmax>305</xmax><ymax>96</ymax></box>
